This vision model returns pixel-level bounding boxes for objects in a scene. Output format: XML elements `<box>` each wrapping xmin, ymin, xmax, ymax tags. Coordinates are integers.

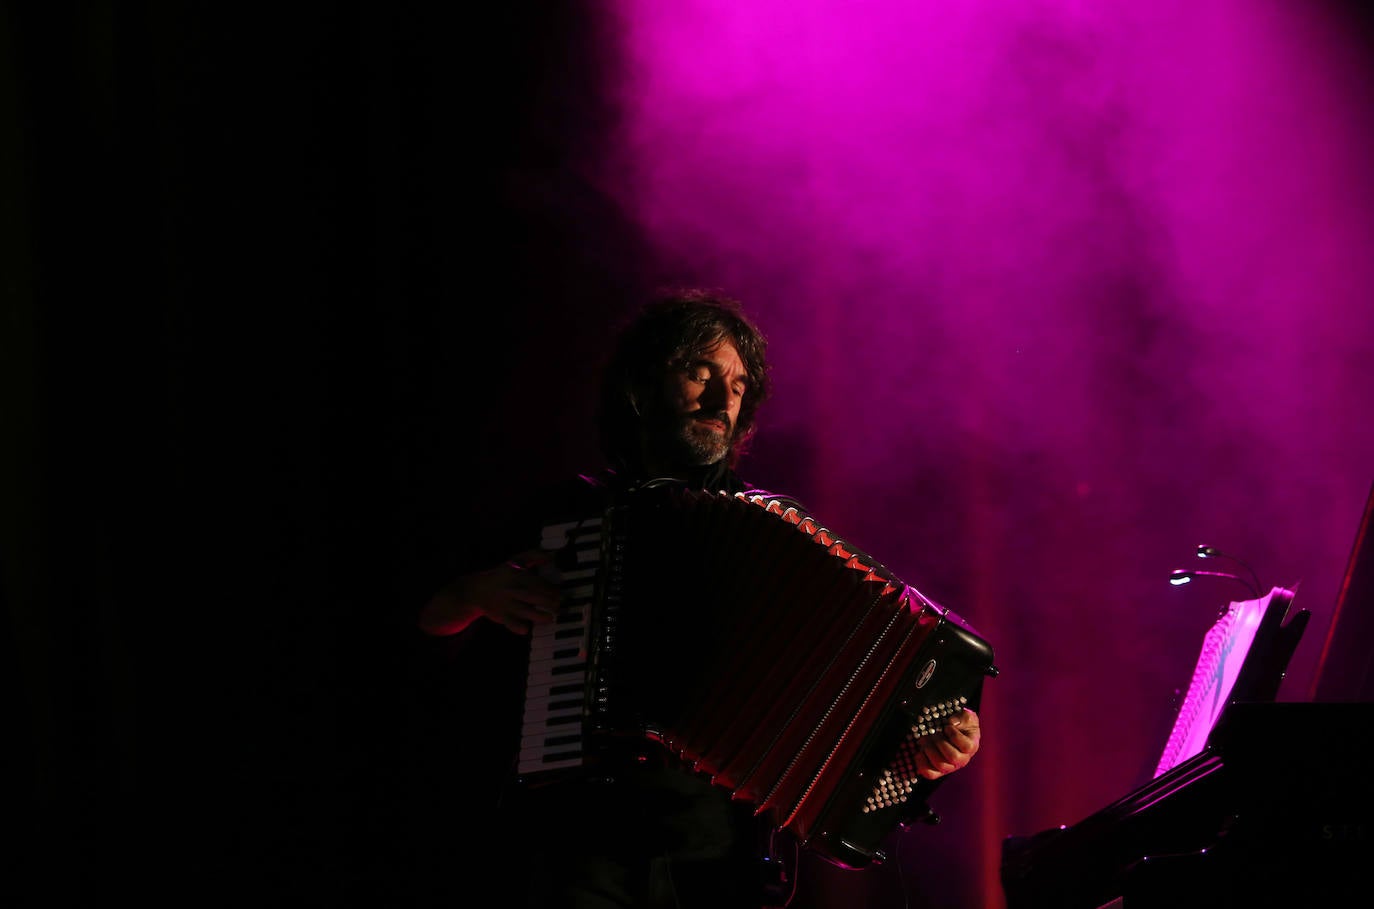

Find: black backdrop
<box><xmin>4</xmin><ymin>3</ymin><xmax>662</xmax><ymax>904</ymax></box>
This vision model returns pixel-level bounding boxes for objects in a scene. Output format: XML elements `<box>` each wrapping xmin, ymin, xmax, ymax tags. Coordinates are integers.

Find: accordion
<box><xmin>516</xmin><ymin>480</ymin><xmax>998</xmax><ymax>868</ymax></box>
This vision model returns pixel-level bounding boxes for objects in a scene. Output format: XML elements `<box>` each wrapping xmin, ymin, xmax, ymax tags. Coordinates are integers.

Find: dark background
<box><xmin>4</xmin><ymin>3</ymin><xmax>653</xmax><ymax>905</ymax></box>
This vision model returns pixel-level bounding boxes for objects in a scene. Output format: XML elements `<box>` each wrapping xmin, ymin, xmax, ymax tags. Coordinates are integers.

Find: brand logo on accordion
<box><xmin>914</xmin><ymin>659</ymin><xmax>937</xmax><ymax>689</ymax></box>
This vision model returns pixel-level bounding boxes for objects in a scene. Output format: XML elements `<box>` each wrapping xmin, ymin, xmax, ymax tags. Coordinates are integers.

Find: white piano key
<box><xmin>518</xmin><ymin>755</ymin><xmax>582</xmax><ymax>775</ymax></box>
<box><xmin>521</xmin><ymin>714</ymin><xmax>583</xmax><ymax>739</ymax></box>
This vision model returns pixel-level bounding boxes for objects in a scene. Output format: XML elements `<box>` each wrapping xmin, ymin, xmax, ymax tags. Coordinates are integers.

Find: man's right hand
<box><xmin>418</xmin><ymin>548</ymin><xmax>562</xmax><ymax>636</ymax></box>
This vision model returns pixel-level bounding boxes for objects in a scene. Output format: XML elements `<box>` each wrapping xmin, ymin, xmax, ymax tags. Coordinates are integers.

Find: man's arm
<box><xmin>418</xmin><ymin>548</ymin><xmax>562</xmax><ymax>636</ymax></box>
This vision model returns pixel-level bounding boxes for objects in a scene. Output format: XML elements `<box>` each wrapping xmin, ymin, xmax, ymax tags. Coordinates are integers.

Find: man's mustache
<box><xmin>691</xmin><ymin>411</ymin><xmax>732</xmax><ymax>433</ymax></box>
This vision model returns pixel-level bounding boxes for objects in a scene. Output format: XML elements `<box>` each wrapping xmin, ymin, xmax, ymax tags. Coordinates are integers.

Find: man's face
<box><xmin>647</xmin><ymin>339</ymin><xmax>749</xmax><ymax>470</ymax></box>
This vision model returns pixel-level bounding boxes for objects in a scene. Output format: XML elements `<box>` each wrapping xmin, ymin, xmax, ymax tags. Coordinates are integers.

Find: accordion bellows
<box><xmin>518</xmin><ymin>481</ymin><xmax>997</xmax><ymax>868</ymax></box>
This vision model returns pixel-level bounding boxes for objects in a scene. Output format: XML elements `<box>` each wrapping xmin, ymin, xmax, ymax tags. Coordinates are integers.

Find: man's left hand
<box><xmin>913</xmin><ymin>707</ymin><xmax>981</xmax><ymax>780</ymax></box>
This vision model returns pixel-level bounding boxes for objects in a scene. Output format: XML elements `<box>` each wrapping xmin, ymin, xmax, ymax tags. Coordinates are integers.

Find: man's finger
<box><xmin>507</xmin><ymin>548</ymin><xmax>553</xmax><ymax>570</ymax></box>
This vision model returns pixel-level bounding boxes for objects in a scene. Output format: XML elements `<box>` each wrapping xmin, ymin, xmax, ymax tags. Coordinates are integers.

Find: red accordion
<box><xmin>517</xmin><ymin>481</ymin><xmax>997</xmax><ymax>868</ymax></box>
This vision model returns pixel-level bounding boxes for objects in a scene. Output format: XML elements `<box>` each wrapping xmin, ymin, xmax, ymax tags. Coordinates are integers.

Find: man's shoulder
<box><xmin>528</xmin><ymin>469</ymin><xmax>620</xmax><ymax>519</ymax></box>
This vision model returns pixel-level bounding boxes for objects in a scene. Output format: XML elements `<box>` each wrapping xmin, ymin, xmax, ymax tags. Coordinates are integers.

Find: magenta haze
<box><xmin>589</xmin><ymin>3</ymin><xmax>1374</xmax><ymax>907</ymax></box>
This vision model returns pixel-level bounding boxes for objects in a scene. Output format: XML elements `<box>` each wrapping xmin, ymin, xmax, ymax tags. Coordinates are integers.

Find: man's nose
<box><xmin>700</xmin><ymin>375</ymin><xmax>733</xmax><ymax>408</ymax></box>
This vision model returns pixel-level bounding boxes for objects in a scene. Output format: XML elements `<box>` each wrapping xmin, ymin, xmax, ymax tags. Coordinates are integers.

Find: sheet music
<box><xmin>1153</xmin><ymin>590</ymin><xmax>1274</xmax><ymax>777</ymax></box>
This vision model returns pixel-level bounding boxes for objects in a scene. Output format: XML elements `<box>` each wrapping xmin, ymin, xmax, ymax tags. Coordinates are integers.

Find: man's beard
<box><xmin>649</xmin><ymin>411</ymin><xmax>733</xmax><ymax>469</ymax></box>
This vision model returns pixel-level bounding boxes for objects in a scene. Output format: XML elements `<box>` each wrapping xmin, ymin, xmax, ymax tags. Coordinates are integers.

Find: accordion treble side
<box><xmin>515</xmin><ymin>481</ymin><xmax>998</xmax><ymax>868</ymax></box>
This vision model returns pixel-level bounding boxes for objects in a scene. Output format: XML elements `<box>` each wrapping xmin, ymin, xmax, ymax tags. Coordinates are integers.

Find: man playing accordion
<box><xmin>419</xmin><ymin>289</ymin><xmax>983</xmax><ymax>909</ymax></box>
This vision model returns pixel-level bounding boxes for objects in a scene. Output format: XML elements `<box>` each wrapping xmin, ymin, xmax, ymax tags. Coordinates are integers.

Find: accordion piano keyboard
<box><xmin>515</xmin><ymin>515</ymin><xmax>603</xmax><ymax>778</ymax></box>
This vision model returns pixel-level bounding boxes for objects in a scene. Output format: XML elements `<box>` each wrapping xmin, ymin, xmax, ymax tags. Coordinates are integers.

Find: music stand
<box><xmin>1153</xmin><ymin>586</ymin><xmax>1309</xmax><ymax>778</ymax></box>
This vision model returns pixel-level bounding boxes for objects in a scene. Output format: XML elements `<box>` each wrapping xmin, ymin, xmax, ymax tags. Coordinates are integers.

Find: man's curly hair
<box><xmin>598</xmin><ymin>288</ymin><xmax>771</xmax><ymax>471</ymax></box>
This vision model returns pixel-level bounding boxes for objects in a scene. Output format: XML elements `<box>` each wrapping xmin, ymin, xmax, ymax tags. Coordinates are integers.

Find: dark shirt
<box><xmin>424</xmin><ymin>463</ymin><xmax>794</xmax><ymax>909</ymax></box>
